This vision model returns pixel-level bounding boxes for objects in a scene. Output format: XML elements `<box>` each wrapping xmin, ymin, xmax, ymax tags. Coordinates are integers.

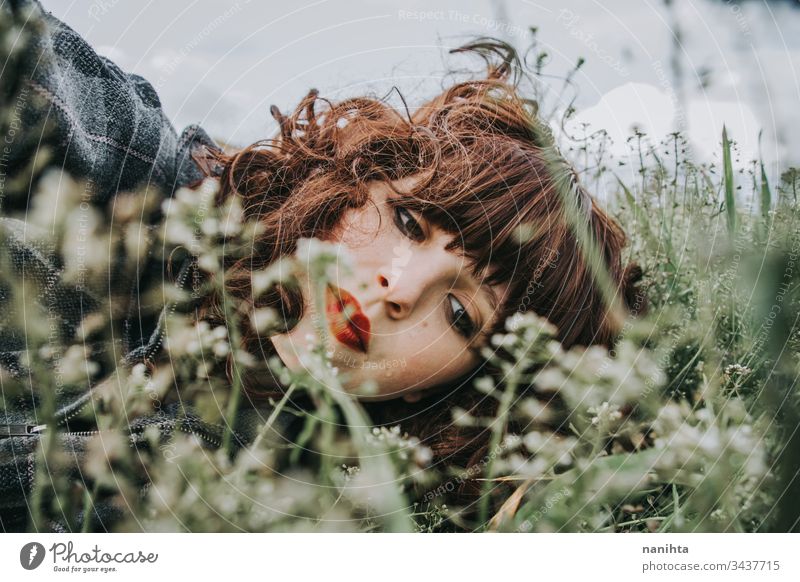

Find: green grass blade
<box><xmin>759</xmin><ymin>130</ymin><xmax>772</xmax><ymax>220</ymax></box>
<box><xmin>722</xmin><ymin>125</ymin><xmax>737</xmax><ymax>235</ymax></box>
<box><xmin>616</xmin><ymin>174</ymin><xmax>654</xmax><ymax>242</ymax></box>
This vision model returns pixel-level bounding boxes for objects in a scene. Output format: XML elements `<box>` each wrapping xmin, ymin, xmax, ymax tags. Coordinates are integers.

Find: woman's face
<box><xmin>269</xmin><ymin>175</ymin><xmax>512</xmax><ymax>402</ymax></box>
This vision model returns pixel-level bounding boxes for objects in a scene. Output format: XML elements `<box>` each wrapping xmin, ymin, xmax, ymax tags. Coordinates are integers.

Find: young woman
<box><xmin>192</xmin><ymin>47</ymin><xmax>645</xmax><ymax>488</ymax></box>
<box><xmin>0</xmin><ymin>0</ymin><xmax>643</xmax><ymax>531</ymax></box>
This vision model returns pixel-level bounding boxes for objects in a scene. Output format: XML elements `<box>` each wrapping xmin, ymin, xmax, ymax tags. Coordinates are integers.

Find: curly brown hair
<box><xmin>192</xmin><ymin>38</ymin><xmax>645</xmax><ymax>504</ymax></box>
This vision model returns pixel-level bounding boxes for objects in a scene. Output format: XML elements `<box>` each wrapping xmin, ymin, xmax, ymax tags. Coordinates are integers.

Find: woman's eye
<box><xmin>393</xmin><ymin>204</ymin><xmax>425</xmax><ymax>242</ymax></box>
<box><xmin>448</xmin><ymin>295</ymin><xmax>476</xmax><ymax>339</ymax></box>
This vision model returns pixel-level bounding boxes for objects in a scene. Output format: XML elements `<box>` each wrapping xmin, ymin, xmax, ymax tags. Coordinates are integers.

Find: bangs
<box><xmin>381</xmin><ymin>136</ymin><xmax>567</xmax><ymax>332</ymax></box>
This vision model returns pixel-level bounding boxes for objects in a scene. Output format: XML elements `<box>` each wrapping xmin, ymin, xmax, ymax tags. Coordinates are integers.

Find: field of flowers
<box><xmin>1</xmin><ymin>9</ymin><xmax>798</xmax><ymax>533</ymax></box>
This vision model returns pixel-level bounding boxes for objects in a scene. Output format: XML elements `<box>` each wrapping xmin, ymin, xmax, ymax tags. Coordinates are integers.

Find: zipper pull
<box><xmin>0</xmin><ymin>424</ymin><xmax>46</xmax><ymax>437</ymax></box>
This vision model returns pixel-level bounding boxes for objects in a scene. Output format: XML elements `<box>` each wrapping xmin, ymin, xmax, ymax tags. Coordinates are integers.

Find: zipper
<box><xmin>2</xmin><ymin>376</ymin><xmax>230</xmax><ymax>448</ymax></box>
<box><xmin>1</xmin><ymin>254</ymin><xmax>198</xmax><ymax>443</ymax></box>
<box><xmin>173</xmin><ymin>421</ymin><xmax>222</xmax><ymax>448</ymax></box>
<box><xmin>0</xmin><ymin>424</ymin><xmax>47</xmax><ymax>437</ymax></box>
<box><xmin>0</xmin><ymin>419</ymin><xmax>225</xmax><ymax>450</ymax></box>
<box><xmin>0</xmin><ymin>423</ymin><xmax>102</xmax><ymax>438</ymax></box>
<box><xmin>1</xmin><ymin>373</ymin><xmax>115</xmax><ymax>439</ymax></box>
<box><xmin>53</xmin><ymin>387</ymin><xmax>98</xmax><ymax>428</ymax></box>
<box><xmin>0</xmin><ymin>395</ymin><xmax>98</xmax><ymax>439</ymax></box>
<box><xmin>121</xmin><ymin>419</ymin><xmax>224</xmax><ymax>449</ymax></box>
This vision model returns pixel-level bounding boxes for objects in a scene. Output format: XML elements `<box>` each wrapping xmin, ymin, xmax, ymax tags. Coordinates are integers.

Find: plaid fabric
<box><xmin>3</xmin><ymin>0</ymin><xmax>216</xmax><ymax>204</ymax></box>
<box><xmin>0</xmin><ymin>0</ymin><xmax>288</xmax><ymax>532</ymax></box>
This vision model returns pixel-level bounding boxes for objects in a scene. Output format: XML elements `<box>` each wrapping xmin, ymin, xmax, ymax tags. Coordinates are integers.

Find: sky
<box><xmin>44</xmin><ymin>0</ymin><xmax>800</xmax><ymax>190</ymax></box>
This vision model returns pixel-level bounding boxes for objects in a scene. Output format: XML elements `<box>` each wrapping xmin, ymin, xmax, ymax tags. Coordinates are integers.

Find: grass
<box><xmin>1</xmin><ymin>9</ymin><xmax>799</xmax><ymax>533</ymax></box>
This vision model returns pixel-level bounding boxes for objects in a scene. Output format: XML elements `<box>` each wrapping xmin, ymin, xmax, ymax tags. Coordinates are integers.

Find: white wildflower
<box><xmin>250</xmin><ymin>307</ymin><xmax>280</xmax><ymax>333</ymax></box>
<box><xmin>197</xmin><ymin>252</ymin><xmax>218</xmax><ymax>273</ymax></box>
<box><xmin>56</xmin><ymin>345</ymin><xmax>100</xmax><ymax>384</ymax></box>
<box><xmin>212</xmin><ymin>341</ymin><xmax>230</xmax><ymax>358</ymax></box>
<box><xmin>219</xmin><ymin>196</ymin><xmax>244</xmax><ymax>237</ymax></box>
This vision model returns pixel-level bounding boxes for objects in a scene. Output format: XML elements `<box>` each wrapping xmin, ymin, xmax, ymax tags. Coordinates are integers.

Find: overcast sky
<box><xmin>44</xmin><ymin>0</ymin><xmax>800</xmax><ymax>188</ymax></box>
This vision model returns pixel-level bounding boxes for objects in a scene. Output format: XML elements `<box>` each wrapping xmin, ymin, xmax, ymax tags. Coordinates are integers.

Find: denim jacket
<box><xmin>0</xmin><ymin>0</ymin><xmax>288</xmax><ymax>532</ymax></box>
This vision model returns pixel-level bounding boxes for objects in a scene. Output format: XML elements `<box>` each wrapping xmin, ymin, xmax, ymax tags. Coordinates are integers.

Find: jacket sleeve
<box><xmin>2</xmin><ymin>0</ymin><xmax>222</xmax><ymax>206</ymax></box>
<box><xmin>0</xmin><ymin>402</ymin><xmax>277</xmax><ymax>532</ymax></box>
<box><xmin>0</xmin><ymin>0</ymin><xmax>222</xmax><ymax>391</ymax></box>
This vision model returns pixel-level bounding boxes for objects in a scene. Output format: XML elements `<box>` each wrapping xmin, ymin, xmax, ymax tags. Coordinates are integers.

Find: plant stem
<box><xmin>250</xmin><ymin>381</ymin><xmax>297</xmax><ymax>451</ymax></box>
<box><xmin>29</xmin><ymin>358</ymin><xmax>57</xmax><ymax>532</ymax></box>
<box><xmin>81</xmin><ymin>482</ymin><xmax>101</xmax><ymax>533</ymax></box>
<box><xmin>220</xmin><ymin>266</ymin><xmax>245</xmax><ymax>458</ymax></box>
<box><xmin>478</xmin><ymin>371</ymin><xmax>519</xmax><ymax>528</ymax></box>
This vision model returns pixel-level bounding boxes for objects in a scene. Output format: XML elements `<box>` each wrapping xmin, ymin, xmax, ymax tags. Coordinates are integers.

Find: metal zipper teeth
<box><xmin>178</xmin><ymin>424</ymin><xmax>222</xmax><ymax>448</ymax></box>
<box><xmin>123</xmin><ymin>420</ymin><xmax>224</xmax><ymax>449</ymax></box>
<box><xmin>51</xmin><ymin>390</ymin><xmax>224</xmax><ymax>448</ymax></box>
<box><xmin>0</xmin><ymin>425</ymin><xmax>101</xmax><ymax>438</ymax></box>
<box><xmin>61</xmin><ymin>430</ymin><xmax>103</xmax><ymax>437</ymax></box>
<box><xmin>173</xmin><ymin>422</ymin><xmax>222</xmax><ymax>448</ymax></box>
<box><xmin>73</xmin><ymin>423</ymin><xmax>223</xmax><ymax>447</ymax></box>
<box><xmin>4</xmin><ymin>407</ymin><xmax>227</xmax><ymax>449</ymax></box>
<box><xmin>0</xmin><ymin>390</ymin><xmax>98</xmax><ymax>438</ymax></box>
<box><xmin>2</xmin><ymin>421</ymin><xmax>223</xmax><ymax>448</ymax></box>
<box><xmin>56</xmin><ymin>421</ymin><xmax>223</xmax><ymax>448</ymax></box>
<box><xmin>55</xmin><ymin>393</ymin><xmax>95</xmax><ymax>427</ymax></box>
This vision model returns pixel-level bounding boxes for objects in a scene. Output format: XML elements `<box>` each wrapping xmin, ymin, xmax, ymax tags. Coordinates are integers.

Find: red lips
<box><xmin>325</xmin><ymin>284</ymin><xmax>371</xmax><ymax>353</ymax></box>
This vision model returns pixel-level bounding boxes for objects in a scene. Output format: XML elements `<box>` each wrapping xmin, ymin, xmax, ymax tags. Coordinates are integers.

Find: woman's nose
<box><xmin>376</xmin><ymin>273</ymin><xmax>401</xmax><ymax>317</ymax></box>
<box><xmin>377</xmin><ymin>272</ymin><xmax>409</xmax><ymax>319</ymax></box>
<box><xmin>377</xmin><ymin>250</ymin><xmax>456</xmax><ymax>320</ymax></box>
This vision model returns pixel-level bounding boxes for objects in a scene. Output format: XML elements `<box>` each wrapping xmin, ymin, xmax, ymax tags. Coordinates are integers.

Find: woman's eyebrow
<box><xmin>469</xmin><ymin>262</ymin><xmax>500</xmax><ymax>314</ymax></box>
<box><xmin>466</xmin><ymin>272</ymin><xmax>501</xmax><ymax>323</ymax></box>
<box><xmin>450</xmin><ymin>249</ymin><xmax>501</xmax><ymax>315</ymax></box>
<box><xmin>452</xmin><ymin>263</ymin><xmax>503</xmax><ymax>344</ymax></box>
<box><xmin>482</xmin><ymin>283</ymin><xmax>499</xmax><ymax>313</ymax></box>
